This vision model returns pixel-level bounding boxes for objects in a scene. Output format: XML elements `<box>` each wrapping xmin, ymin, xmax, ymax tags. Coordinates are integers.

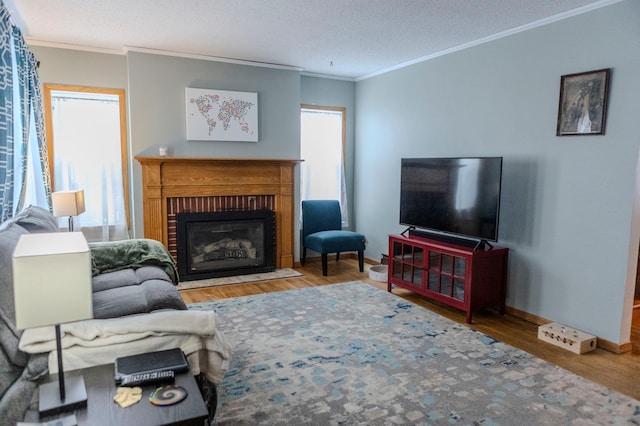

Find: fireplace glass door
<box><xmin>177</xmin><ymin>210</ymin><xmax>275</xmax><ymax>281</ymax></box>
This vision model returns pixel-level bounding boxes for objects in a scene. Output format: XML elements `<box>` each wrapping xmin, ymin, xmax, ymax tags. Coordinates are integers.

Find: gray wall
<box><xmin>29</xmin><ymin>0</ymin><xmax>640</xmax><ymax>345</ymax></box>
<box><xmin>126</xmin><ymin>52</ymin><xmax>302</xmax><ymax>235</ymax></box>
<box><xmin>354</xmin><ymin>0</ymin><xmax>640</xmax><ymax>344</ymax></box>
<box><xmin>301</xmin><ymin>76</ymin><xmax>356</xmax><ymax>228</ymax></box>
<box><xmin>29</xmin><ymin>47</ymin><xmax>353</xmax><ymax>262</ymax></box>
<box><xmin>31</xmin><ymin>47</ymin><xmax>128</xmax><ymax>89</ymax></box>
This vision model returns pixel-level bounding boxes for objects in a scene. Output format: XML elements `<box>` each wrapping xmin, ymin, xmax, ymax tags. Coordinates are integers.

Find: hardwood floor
<box><xmin>179</xmin><ymin>258</ymin><xmax>640</xmax><ymax>401</ymax></box>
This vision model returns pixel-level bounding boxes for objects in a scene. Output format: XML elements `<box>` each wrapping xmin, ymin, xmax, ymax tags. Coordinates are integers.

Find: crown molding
<box><xmin>357</xmin><ymin>0</ymin><xmax>626</xmax><ymax>81</ymax></box>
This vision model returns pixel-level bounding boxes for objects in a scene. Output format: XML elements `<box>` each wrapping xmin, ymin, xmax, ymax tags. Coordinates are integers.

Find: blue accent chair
<box><xmin>301</xmin><ymin>200</ymin><xmax>366</xmax><ymax>276</ymax></box>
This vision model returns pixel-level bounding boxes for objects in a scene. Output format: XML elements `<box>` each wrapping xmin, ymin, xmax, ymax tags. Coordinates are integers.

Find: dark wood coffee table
<box><xmin>39</xmin><ymin>363</ymin><xmax>209</xmax><ymax>425</ymax></box>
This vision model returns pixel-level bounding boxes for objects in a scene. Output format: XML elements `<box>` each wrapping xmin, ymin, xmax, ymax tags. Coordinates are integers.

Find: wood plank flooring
<box><xmin>180</xmin><ymin>258</ymin><xmax>640</xmax><ymax>401</ymax></box>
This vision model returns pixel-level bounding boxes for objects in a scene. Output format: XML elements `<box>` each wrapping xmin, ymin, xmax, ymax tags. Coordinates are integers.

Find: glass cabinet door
<box><xmin>453</xmin><ymin>257</ymin><xmax>466</xmax><ymax>300</ymax></box>
<box><xmin>412</xmin><ymin>246</ymin><xmax>424</xmax><ymax>268</ymax></box>
<box><xmin>426</xmin><ymin>250</ymin><xmax>467</xmax><ymax>300</ymax></box>
<box><xmin>391</xmin><ymin>239</ymin><xmax>424</xmax><ymax>289</ymax></box>
<box><xmin>391</xmin><ymin>241</ymin><xmax>403</xmax><ymax>280</ymax></box>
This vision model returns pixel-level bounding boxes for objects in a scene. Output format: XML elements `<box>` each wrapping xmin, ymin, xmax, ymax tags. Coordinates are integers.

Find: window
<box><xmin>300</xmin><ymin>105</ymin><xmax>348</xmax><ymax>226</ymax></box>
<box><xmin>43</xmin><ymin>84</ymin><xmax>130</xmax><ymax>241</ymax></box>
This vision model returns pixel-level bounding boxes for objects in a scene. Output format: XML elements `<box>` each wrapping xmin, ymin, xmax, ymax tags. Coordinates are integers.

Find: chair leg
<box><xmin>301</xmin><ymin>247</ymin><xmax>306</xmax><ymax>265</ymax></box>
<box><xmin>358</xmin><ymin>250</ymin><xmax>364</xmax><ymax>272</ymax></box>
<box><xmin>321</xmin><ymin>253</ymin><xmax>328</xmax><ymax>276</ymax></box>
<box><xmin>336</xmin><ymin>252</ymin><xmax>340</xmax><ymax>262</ymax></box>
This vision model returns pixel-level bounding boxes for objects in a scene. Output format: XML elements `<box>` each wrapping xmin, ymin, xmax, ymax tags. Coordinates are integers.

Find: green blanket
<box><xmin>89</xmin><ymin>239</ymin><xmax>179</xmax><ymax>284</ymax></box>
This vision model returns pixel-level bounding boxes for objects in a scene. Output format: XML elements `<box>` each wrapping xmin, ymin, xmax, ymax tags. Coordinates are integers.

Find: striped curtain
<box><xmin>0</xmin><ymin>2</ymin><xmax>49</xmax><ymax>221</ymax></box>
<box><xmin>13</xmin><ymin>26</ymin><xmax>50</xmax><ymax>211</ymax></box>
<box><xmin>0</xmin><ymin>3</ymin><xmax>15</xmax><ymax>222</ymax></box>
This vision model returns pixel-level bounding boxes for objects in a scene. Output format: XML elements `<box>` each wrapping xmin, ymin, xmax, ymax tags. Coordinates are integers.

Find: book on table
<box><xmin>114</xmin><ymin>348</ymin><xmax>189</xmax><ymax>384</ymax></box>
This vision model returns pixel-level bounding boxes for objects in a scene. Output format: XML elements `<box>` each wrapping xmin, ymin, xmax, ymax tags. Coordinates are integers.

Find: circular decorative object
<box><xmin>149</xmin><ymin>384</ymin><xmax>188</xmax><ymax>406</ymax></box>
<box><xmin>368</xmin><ymin>265</ymin><xmax>388</xmax><ymax>282</ymax></box>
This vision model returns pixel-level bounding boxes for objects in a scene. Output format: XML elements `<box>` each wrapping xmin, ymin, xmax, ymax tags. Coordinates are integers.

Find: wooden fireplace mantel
<box><xmin>135</xmin><ymin>156</ymin><xmax>302</xmax><ymax>269</ymax></box>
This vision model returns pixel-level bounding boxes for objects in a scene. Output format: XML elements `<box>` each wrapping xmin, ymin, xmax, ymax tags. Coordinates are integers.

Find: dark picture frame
<box><xmin>556</xmin><ymin>68</ymin><xmax>610</xmax><ymax>136</ymax></box>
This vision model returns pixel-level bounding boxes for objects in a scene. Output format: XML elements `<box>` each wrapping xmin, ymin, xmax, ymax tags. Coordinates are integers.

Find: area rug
<box><xmin>177</xmin><ymin>268</ymin><xmax>302</xmax><ymax>290</ymax></box>
<box><xmin>189</xmin><ymin>282</ymin><xmax>640</xmax><ymax>425</ymax></box>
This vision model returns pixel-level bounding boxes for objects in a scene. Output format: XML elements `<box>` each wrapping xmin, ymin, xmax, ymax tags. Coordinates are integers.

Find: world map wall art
<box><xmin>186</xmin><ymin>88</ymin><xmax>258</xmax><ymax>142</ymax></box>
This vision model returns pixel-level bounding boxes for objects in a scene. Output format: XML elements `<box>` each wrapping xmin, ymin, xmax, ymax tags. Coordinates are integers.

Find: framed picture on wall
<box><xmin>186</xmin><ymin>88</ymin><xmax>258</xmax><ymax>141</ymax></box>
<box><xmin>556</xmin><ymin>68</ymin><xmax>610</xmax><ymax>136</ymax></box>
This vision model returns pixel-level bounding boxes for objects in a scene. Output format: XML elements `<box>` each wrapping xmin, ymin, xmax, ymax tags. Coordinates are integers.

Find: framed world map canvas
<box><xmin>186</xmin><ymin>88</ymin><xmax>258</xmax><ymax>141</ymax></box>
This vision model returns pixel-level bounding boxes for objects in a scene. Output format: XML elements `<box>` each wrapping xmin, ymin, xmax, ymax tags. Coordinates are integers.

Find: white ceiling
<box><xmin>5</xmin><ymin>0</ymin><xmax>618</xmax><ymax>80</ymax></box>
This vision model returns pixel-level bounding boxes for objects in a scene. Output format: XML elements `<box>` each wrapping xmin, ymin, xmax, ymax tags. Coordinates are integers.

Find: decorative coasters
<box><xmin>149</xmin><ymin>384</ymin><xmax>188</xmax><ymax>406</ymax></box>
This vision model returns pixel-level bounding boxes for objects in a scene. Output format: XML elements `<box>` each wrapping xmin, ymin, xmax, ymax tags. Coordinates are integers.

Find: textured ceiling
<box><xmin>5</xmin><ymin>0</ymin><xmax>617</xmax><ymax>79</ymax></box>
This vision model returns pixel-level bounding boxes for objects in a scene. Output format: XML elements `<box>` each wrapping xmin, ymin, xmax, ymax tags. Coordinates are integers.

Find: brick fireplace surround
<box><xmin>135</xmin><ymin>157</ymin><xmax>301</xmax><ymax>269</ymax></box>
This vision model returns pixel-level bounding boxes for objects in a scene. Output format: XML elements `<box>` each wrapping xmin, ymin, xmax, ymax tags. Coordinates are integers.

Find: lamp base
<box><xmin>39</xmin><ymin>375</ymin><xmax>87</xmax><ymax>417</ymax></box>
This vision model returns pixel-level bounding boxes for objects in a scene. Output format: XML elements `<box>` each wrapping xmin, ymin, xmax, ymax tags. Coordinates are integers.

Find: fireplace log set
<box><xmin>193</xmin><ymin>238</ymin><xmax>257</xmax><ymax>263</ymax></box>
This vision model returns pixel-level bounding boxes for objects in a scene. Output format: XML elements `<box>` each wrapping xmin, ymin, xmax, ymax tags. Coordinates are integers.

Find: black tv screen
<box><xmin>400</xmin><ymin>157</ymin><xmax>503</xmax><ymax>242</ymax></box>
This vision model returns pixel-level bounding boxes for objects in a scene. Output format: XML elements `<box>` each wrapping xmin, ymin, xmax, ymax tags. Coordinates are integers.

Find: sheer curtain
<box><xmin>300</xmin><ymin>107</ymin><xmax>349</xmax><ymax>226</ymax></box>
<box><xmin>50</xmin><ymin>92</ymin><xmax>128</xmax><ymax>241</ymax></box>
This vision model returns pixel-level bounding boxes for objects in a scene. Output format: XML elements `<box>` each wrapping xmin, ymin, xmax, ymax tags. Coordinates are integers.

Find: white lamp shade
<box><xmin>52</xmin><ymin>190</ymin><xmax>86</xmax><ymax>217</ymax></box>
<box><xmin>12</xmin><ymin>232</ymin><xmax>93</xmax><ymax>330</ymax></box>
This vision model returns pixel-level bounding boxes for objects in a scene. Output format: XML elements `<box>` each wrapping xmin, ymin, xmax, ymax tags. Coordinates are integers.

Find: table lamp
<box><xmin>13</xmin><ymin>232</ymin><xmax>93</xmax><ymax>417</ymax></box>
<box><xmin>52</xmin><ymin>190</ymin><xmax>85</xmax><ymax>231</ymax></box>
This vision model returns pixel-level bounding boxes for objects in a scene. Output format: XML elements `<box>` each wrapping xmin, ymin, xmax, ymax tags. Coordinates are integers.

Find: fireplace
<box><xmin>176</xmin><ymin>210</ymin><xmax>276</xmax><ymax>281</ymax></box>
<box><xmin>135</xmin><ymin>157</ymin><xmax>301</xmax><ymax>270</ymax></box>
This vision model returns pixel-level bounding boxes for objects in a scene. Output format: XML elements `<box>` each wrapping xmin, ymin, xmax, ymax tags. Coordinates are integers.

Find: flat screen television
<box><xmin>400</xmin><ymin>157</ymin><xmax>503</xmax><ymax>244</ymax></box>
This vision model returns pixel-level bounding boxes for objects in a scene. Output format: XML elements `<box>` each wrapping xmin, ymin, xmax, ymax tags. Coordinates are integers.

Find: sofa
<box><xmin>0</xmin><ymin>206</ymin><xmax>231</xmax><ymax>424</ymax></box>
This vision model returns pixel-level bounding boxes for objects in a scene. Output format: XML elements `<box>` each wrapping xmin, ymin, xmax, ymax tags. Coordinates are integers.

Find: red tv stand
<box><xmin>388</xmin><ymin>233</ymin><xmax>508</xmax><ymax>323</ymax></box>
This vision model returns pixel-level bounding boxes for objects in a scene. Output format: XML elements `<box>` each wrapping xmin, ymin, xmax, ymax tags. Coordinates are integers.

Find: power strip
<box><xmin>537</xmin><ymin>322</ymin><xmax>597</xmax><ymax>354</ymax></box>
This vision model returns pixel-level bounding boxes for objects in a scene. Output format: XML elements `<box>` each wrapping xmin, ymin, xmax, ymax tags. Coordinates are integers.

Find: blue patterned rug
<box><xmin>189</xmin><ymin>281</ymin><xmax>640</xmax><ymax>425</ymax></box>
